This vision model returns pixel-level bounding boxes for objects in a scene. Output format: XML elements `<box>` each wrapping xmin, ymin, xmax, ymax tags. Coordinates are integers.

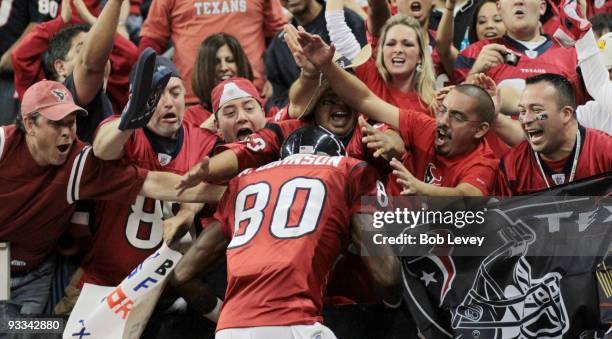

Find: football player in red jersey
<box><xmin>497</xmin><ymin>73</ymin><xmax>612</xmax><ymax>195</ymax></box>
<box><xmin>169</xmin><ymin>126</ymin><xmax>400</xmax><ymax>338</ymax></box>
<box><xmin>292</xmin><ymin>31</ymin><xmax>499</xmax><ymax>197</ymax></box>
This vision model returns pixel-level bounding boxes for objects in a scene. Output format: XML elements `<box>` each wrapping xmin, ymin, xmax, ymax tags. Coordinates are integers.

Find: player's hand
<box><xmin>60</xmin><ymin>0</ymin><xmax>72</xmax><ymax>24</ymax></box>
<box><xmin>469</xmin><ymin>73</ymin><xmax>501</xmax><ymax>119</ymax></box>
<box><xmin>390</xmin><ymin>158</ymin><xmax>426</xmax><ymax>195</ymax></box>
<box><xmin>176</xmin><ymin>156</ymin><xmax>211</xmax><ymax>195</ymax></box>
<box><xmin>163</xmin><ymin>214</ymin><xmax>192</xmax><ymax>250</ymax></box>
<box><xmin>469</xmin><ymin>44</ymin><xmax>508</xmax><ymax>74</ymax></box>
<box><xmin>360</xmin><ymin>116</ymin><xmax>405</xmax><ymax>160</ymax></box>
<box><xmin>296</xmin><ymin>28</ymin><xmax>336</xmax><ymax>70</ymax></box>
<box><xmin>284</xmin><ymin>25</ymin><xmax>319</xmax><ymax>77</ymax></box>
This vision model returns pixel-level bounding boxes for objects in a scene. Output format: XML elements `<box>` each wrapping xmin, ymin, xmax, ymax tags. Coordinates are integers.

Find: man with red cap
<box><xmin>0</xmin><ymin>80</ymin><xmax>225</xmax><ymax>316</ymax></box>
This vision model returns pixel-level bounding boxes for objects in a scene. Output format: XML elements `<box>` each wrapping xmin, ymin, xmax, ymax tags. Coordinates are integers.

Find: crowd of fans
<box><xmin>1</xmin><ymin>0</ymin><xmax>612</xmax><ymax>337</ymax></box>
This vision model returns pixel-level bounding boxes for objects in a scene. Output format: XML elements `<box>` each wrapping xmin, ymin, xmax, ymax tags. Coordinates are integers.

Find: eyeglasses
<box><xmin>435</xmin><ymin>108</ymin><xmax>483</xmax><ymax>124</ymax></box>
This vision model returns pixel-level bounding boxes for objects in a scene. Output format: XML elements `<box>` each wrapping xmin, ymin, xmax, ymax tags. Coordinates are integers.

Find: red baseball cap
<box><xmin>211</xmin><ymin>77</ymin><xmax>262</xmax><ymax>114</ymax></box>
<box><xmin>21</xmin><ymin>80</ymin><xmax>87</xmax><ymax>120</ymax></box>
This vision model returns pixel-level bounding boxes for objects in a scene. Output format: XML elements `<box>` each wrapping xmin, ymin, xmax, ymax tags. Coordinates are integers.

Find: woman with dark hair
<box><xmin>436</xmin><ymin>0</ymin><xmax>505</xmax><ymax>75</ymax></box>
<box><xmin>184</xmin><ymin>33</ymin><xmax>254</xmax><ymax>126</ymax></box>
<box><xmin>467</xmin><ymin>0</ymin><xmax>506</xmax><ymax>44</ymax></box>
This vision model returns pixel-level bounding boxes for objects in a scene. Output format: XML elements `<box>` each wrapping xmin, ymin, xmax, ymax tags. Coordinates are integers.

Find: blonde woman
<box><xmin>323</xmin><ymin>3</ymin><xmax>436</xmax><ymax>116</ymax></box>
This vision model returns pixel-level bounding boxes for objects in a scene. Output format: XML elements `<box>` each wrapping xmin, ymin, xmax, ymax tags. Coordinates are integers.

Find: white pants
<box><xmin>216</xmin><ymin>322</ymin><xmax>337</xmax><ymax>339</ymax></box>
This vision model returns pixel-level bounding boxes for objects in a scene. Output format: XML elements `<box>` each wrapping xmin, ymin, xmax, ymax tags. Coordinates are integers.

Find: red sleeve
<box><xmin>68</xmin><ymin>146</ymin><xmax>149</xmax><ymax>204</ymax></box>
<box><xmin>12</xmin><ymin>17</ymin><xmax>67</xmax><ymax>100</ymax></box>
<box><xmin>263</xmin><ymin>0</ymin><xmax>288</xmax><ymax>38</ymax></box>
<box><xmin>398</xmin><ymin>108</ymin><xmax>436</xmax><ymax>149</ymax></box>
<box><xmin>216</xmin><ymin>120</ymin><xmax>303</xmax><ymax>170</ymax></box>
<box><xmin>139</xmin><ymin>0</ymin><xmax>171</xmax><ymax>52</ymax></box>
<box><xmin>457</xmin><ymin>160</ymin><xmax>498</xmax><ymax>196</ymax></box>
<box><xmin>107</xmin><ymin>34</ymin><xmax>139</xmax><ymax>114</ymax></box>
<box><xmin>216</xmin><ymin>126</ymin><xmax>284</xmax><ymax>170</ymax></box>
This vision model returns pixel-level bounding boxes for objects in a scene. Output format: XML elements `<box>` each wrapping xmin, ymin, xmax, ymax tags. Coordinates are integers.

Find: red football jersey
<box><xmin>214</xmin><ymin>155</ymin><xmax>384</xmax><ymax>330</ymax></box>
<box><xmin>497</xmin><ymin>127</ymin><xmax>612</xmax><ymax>196</ymax></box>
<box><xmin>217</xmin><ymin>119</ymin><xmax>386</xmax><ymax>172</ymax></box>
<box><xmin>395</xmin><ymin>109</ymin><xmax>499</xmax><ymax>195</ymax></box>
<box><xmin>81</xmin><ymin>118</ymin><xmax>220</xmax><ymax>286</ymax></box>
<box><xmin>0</xmin><ymin>125</ymin><xmax>148</xmax><ymax>272</ymax></box>
<box><xmin>454</xmin><ymin>35</ymin><xmax>586</xmax><ymax>105</ymax></box>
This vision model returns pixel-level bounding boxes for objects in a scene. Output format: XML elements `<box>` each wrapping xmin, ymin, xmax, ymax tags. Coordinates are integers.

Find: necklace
<box><xmin>534</xmin><ymin>129</ymin><xmax>581</xmax><ymax>189</ymax></box>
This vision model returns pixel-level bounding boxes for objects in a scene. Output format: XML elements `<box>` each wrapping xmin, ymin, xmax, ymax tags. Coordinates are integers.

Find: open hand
<box><xmin>390</xmin><ymin>158</ymin><xmax>425</xmax><ymax>195</ymax></box>
<box><xmin>360</xmin><ymin>116</ymin><xmax>405</xmax><ymax>160</ymax></box>
<box><xmin>175</xmin><ymin>157</ymin><xmax>210</xmax><ymax>195</ymax></box>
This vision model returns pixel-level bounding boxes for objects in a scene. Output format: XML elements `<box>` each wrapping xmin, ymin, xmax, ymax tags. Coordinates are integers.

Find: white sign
<box><xmin>63</xmin><ymin>244</ymin><xmax>183</xmax><ymax>339</ymax></box>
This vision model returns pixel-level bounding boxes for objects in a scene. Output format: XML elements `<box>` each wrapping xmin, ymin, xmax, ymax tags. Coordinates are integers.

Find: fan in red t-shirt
<box><xmin>296</xmin><ymin>31</ymin><xmax>500</xmax><ymax>197</ymax></box>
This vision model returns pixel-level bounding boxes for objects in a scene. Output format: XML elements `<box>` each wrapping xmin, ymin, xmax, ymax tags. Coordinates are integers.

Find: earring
<box><xmin>416</xmin><ymin>63</ymin><xmax>423</xmax><ymax>73</ymax></box>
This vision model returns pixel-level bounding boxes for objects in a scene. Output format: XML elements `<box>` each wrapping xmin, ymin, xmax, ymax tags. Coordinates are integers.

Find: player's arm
<box><xmin>350</xmin><ymin>213</ymin><xmax>401</xmax><ymax>307</ymax></box>
<box><xmin>92</xmin><ymin>118</ymin><xmax>132</xmax><ymax>160</ymax></box>
<box><xmin>170</xmin><ymin>221</ymin><xmax>227</xmax><ymax>285</ymax></box>
<box><xmin>163</xmin><ymin>202</ymin><xmax>204</xmax><ymax>249</ymax></box>
<box><xmin>169</xmin><ymin>221</ymin><xmax>227</xmax><ymax>321</ymax></box>
<box><xmin>140</xmin><ymin>171</ymin><xmax>226</xmax><ymax>204</ymax></box>
<box><xmin>73</xmin><ymin>0</ymin><xmax>126</xmax><ymax>106</ymax></box>
<box><xmin>390</xmin><ymin>158</ymin><xmax>485</xmax><ymax>196</ymax></box>
<box><xmin>295</xmin><ymin>29</ymin><xmax>401</xmax><ymax>128</ymax></box>
<box><xmin>175</xmin><ymin>151</ymin><xmax>239</xmax><ymax>193</ymax></box>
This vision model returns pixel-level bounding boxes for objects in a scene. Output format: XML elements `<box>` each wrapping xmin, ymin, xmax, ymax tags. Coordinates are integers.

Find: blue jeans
<box><xmin>2</xmin><ymin>255</ymin><xmax>55</xmax><ymax>316</ymax></box>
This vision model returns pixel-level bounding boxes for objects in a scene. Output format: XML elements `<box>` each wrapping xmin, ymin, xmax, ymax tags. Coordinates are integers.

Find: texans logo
<box><xmin>424</xmin><ymin>163</ymin><xmax>442</xmax><ymax>185</ymax></box>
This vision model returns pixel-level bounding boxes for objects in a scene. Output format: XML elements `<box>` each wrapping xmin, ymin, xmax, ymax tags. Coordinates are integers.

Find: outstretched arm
<box><xmin>92</xmin><ymin>118</ymin><xmax>133</xmax><ymax>160</ymax></box>
<box><xmin>284</xmin><ymin>25</ymin><xmax>322</xmax><ymax>119</ymax></box>
<box><xmin>170</xmin><ymin>221</ymin><xmax>227</xmax><ymax>285</ymax></box>
<box><xmin>436</xmin><ymin>0</ymin><xmax>459</xmax><ymax>76</ymax></box>
<box><xmin>169</xmin><ymin>221</ymin><xmax>227</xmax><ymax>321</ymax></box>
<box><xmin>390</xmin><ymin>158</ymin><xmax>484</xmax><ymax>196</ymax></box>
<box><xmin>140</xmin><ymin>171</ymin><xmax>227</xmax><ymax>204</ymax></box>
<box><xmin>367</xmin><ymin>0</ymin><xmax>392</xmax><ymax>38</ymax></box>
<box><xmin>296</xmin><ymin>29</ymin><xmax>401</xmax><ymax>128</ymax></box>
<box><xmin>73</xmin><ymin>0</ymin><xmax>125</xmax><ymax>106</ymax></box>
<box><xmin>351</xmin><ymin>213</ymin><xmax>401</xmax><ymax>307</ymax></box>
<box><xmin>175</xmin><ymin>151</ymin><xmax>239</xmax><ymax>194</ymax></box>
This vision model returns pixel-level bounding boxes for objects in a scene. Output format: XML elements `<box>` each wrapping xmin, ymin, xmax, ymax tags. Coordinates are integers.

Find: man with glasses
<box><xmin>289</xmin><ymin>30</ymin><xmax>499</xmax><ymax>196</ymax></box>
